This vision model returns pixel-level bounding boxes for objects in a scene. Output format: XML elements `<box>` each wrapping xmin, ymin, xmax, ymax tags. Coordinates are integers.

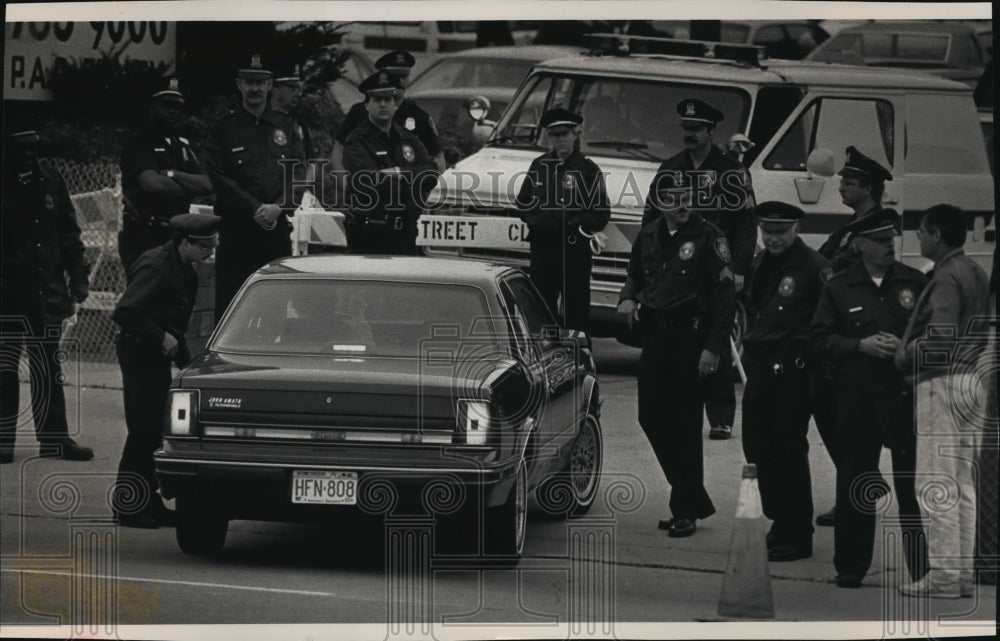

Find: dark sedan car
<box><xmin>155</xmin><ymin>257</ymin><xmax>603</xmax><ymax>562</ymax></box>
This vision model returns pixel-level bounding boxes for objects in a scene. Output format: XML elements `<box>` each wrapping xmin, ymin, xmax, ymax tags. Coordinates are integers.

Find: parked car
<box><xmin>337</xmin><ymin>21</ymin><xmax>538</xmax><ymax>53</ymax></box>
<box><xmin>650</xmin><ymin>20</ymin><xmax>831</xmax><ymax>59</ymax></box>
<box><xmin>155</xmin><ymin>256</ymin><xmax>603</xmax><ymax>562</ymax></box>
<box><xmin>406</xmin><ymin>45</ymin><xmax>581</xmax><ymax>161</ymax></box>
<box><xmin>807</xmin><ymin>21</ymin><xmax>989</xmax><ymax>87</ymax></box>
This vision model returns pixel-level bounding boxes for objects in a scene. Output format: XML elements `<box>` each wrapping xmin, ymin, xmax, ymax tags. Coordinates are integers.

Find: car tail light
<box><xmin>456</xmin><ymin>400</ymin><xmax>492</xmax><ymax>445</ymax></box>
<box><xmin>168</xmin><ymin>390</ymin><xmax>199</xmax><ymax>437</ymax></box>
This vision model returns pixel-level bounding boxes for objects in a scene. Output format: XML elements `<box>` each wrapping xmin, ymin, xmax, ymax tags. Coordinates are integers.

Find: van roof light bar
<box><xmin>582</xmin><ymin>33</ymin><xmax>765</xmax><ymax>67</ymax></box>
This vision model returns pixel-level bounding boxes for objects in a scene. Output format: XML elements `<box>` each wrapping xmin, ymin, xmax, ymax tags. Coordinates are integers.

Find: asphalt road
<box><xmin>1</xmin><ymin>338</ymin><xmax>995</xmax><ymax>640</ymax></box>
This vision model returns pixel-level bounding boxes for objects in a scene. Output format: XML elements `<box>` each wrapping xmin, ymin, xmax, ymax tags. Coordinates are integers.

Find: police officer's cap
<box><xmin>237</xmin><ymin>53</ymin><xmax>272</xmax><ymax>80</ymax></box>
<box><xmin>172</xmin><ymin>213</ymin><xmax>222</xmax><ymax>247</ymax></box>
<box><xmin>838</xmin><ymin>146</ymin><xmax>892</xmax><ymax>182</ymax></box>
<box><xmin>358</xmin><ymin>71</ymin><xmax>403</xmax><ymax>96</ymax></box>
<box><xmin>273</xmin><ymin>62</ymin><xmax>302</xmax><ymax>86</ymax></box>
<box><xmin>847</xmin><ymin>207</ymin><xmax>900</xmax><ymax>240</ymax></box>
<box><xmin>757</xmin><ymin>201</ymin><xmax>804</xmax><ymax>229</ymax></box>
<box><xmin>539</xmin><ymin>107</ymin><xmax>583</xmax><ymax>130</ymax></box>
<box><xmin>677</xmin><ymin>98</ymin><xmax>723</xmax><ymax>126</ymax></box>
<box><xmin>375</xmin><ymin>50</ymin><xmax>416</xmax><ymax>74</ymax></box>
<box><xmin>152</xmin><ymin>76</ymin><xmax>185</xmax><ymax>103</ymax></box>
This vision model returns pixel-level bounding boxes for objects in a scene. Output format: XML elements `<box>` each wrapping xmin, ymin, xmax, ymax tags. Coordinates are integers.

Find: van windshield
<box><xmin>489</xmin><ymin>73</ymin><xmax>751</xmax><ymax>162</ymax></box>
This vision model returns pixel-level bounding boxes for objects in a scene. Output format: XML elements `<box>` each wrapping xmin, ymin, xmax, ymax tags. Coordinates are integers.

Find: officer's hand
<box><xmin>161</xmin><ymin>333</ymin><xmax>179</xmax><ymax>359</ymax></box>
<box><xmin>616</xmin><ymin>299</ymin><xmax>638</xmax><ymax>331</ymax></box>
<box><xmin>698</xmin><ymin>350</ymin><xmax>721</xmax><ymax>378</ymax></box>
<box><xmin>857</xmin><ymin>333</ymin><xmax>897</xmax><ymax>359</ymax></box>
<box><xmin>254</xmin><ymin>204</ymin><xmax>281</xmax><ymax>230</ymax></box>
<box><xmin>733</xmin><ymin>273</ymin><xmax>745</xmax><ymax>292</ymax></box>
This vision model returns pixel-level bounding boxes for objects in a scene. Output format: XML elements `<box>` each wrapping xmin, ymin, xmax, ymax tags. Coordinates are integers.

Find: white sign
<box><xmin>4</xmin><ymin>21</ymin><xmax>176</xmax><ymax>101</ymax></box>
<box><xmin>417</xmin><ymin>215</ymin><xmax>530</xmax><ymax>249</ymax></box>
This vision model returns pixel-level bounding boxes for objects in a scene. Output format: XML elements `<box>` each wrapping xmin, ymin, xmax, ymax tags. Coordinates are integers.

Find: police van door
<box><xmin>748</xmin><ymin>90</ymin><xmax>905</xmax><ymax>256</ymax></box>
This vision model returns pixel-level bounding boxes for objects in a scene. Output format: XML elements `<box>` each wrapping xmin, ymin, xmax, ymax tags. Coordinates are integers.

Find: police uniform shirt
<box><xmin>642</xmin><ymin>145</ymin><xmax>757</xmax><ymax>275</ymax></box>
<box><xmin>620</xmin><ymin>213</ymin><xmax>736</xmax><ymax>355</ymax></box>
<box><xmin>515</xmin><ymin>149</ymin><xmax>611</xmax><ymax>243</ymax></box>
<box><xmin>743</xmin><ymin>237</ymin><xmax>831</xmax><ymax>356</ymax></box>
<box><xmin>112</xmin><ymin>241</ymin><xmax>198</xmax><ymax>364</ymax></box>
<box><xmin>336</xmin><ymin>99</ymin><xmax>442</xmax><ymax>157</ymax></box>
<box><xmin>809</xmin><ymin>259</ymin><xmax>927</xmax><ymax>396</ymax></box>
<box><xmin>120</xmin><ymin>123</ymin><xmax>205</xmax><ymax>223</ymax></box>
<box><xmin>208</xmin><ymin>107</ymin><xmax>307</xmax><ymax>233</ymax></box>
<box><xmin>272</xmin><ymin>108</ymin><xmax>315</xmax><ymax>161</ymax></box>
<box><xmin>817</xmin><ymin>204</ymin><xmax>880</xmax><ymax>273</ymax></box>
<box><xmin>342</xmin><ymin>118</ymin><xmax>438</xmax><ymax>216</ymax></box>
<box><xmin>1</xmin><ymin>161</ymin><xmax>89</xmax><ymax>322</ymax></box>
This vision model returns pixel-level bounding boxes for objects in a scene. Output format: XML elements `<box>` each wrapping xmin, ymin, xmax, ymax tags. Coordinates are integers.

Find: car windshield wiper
<box><xmin>587</xmin><ymin>141</ymin><xmax>661</xmax><ymax>162</ymax></box>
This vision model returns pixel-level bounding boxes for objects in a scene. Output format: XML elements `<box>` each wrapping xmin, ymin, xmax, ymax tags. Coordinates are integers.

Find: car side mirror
<box><xmin>466</xmin><ymin>95</ymin><xmax>492</xmax><ymax>123</ymax></box>
<box><xmin>806</xmin><ymin>148</ymin><xmax>836</xmax><ymax>177</ymax></box>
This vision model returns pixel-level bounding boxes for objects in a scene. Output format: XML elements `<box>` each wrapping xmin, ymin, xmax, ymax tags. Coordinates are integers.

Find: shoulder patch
<box><xmin>714</xmin><ymin>237</ymin><xmax>731</xmax><ymax>262</ymax></box>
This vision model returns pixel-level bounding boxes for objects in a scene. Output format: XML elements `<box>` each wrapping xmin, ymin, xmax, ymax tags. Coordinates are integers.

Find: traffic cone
<box><xmin>717</xmin><ymin>463</ymin><xmax>775</xmax><ymax>618</ymax></box>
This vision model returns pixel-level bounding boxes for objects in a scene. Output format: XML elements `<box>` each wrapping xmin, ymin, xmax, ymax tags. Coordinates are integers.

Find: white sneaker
<box><xmin>898</xmin><ymin>576</ymin><xmax>960</xmax><ymax>599</ymax></box>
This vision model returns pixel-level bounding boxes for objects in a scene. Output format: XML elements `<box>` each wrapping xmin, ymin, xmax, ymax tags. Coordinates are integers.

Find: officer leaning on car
<box><xmin>617</xmin><ymin>171</ymin><xmax>735</xmax><ymax>539</ymax></box>
<box><xmin>111</xmin><ymin>213</ymin><xmax>222</xmax><ymax>528</ymax></box>
<box><xmin>809</xmin><ymin>207</ymin><xmax>928</xmax><ymax>589</ymax></box>
<box><xmin>642</xmin><ymin>98</ymin><xmax>757</xmax><ymax>442</ymax></box>
<box><xmin>118</xmin><ymin>76</ymin><xmax>213</xmax><ymax>275</ymax></box>
<box><xmin>342</xmin><ymin>71</ymin><xmax>439</xmax><ymax>255</ymax></box>
<box><xmin>206</xmin><ymin>54</ymin><xmax>308</xmax><ymax>322</ymax></box>
<box><xmin>1</xmin><ymin>123</ymin><xmax>94</xmax><ymax>464</ymax></box>
<box><xmin>741</xmin><ymin>201</ymin><xmax>832</xmax><ymax>563</ymax></box>
<box><xmin>515</xmin><ymin>107</ymin><xmax>611</xmax><ymax>332</ymax></box>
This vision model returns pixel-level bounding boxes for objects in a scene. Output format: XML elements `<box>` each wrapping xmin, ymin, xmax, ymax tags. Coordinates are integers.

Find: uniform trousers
<box><xmin>834</xmin><ymin>390</ymin><xmax>927</xmax><ymax>581</ymax></box>
<box><xmin>914</xmin><ymin>374</ymin><xmax>982</xmax><ymax>589</ymax></box>
<box><xmin>215</xmin><ymin>229</ymin><xmax>292</xmax><ymax>322</ymax></box>
<box><xmin>741</xmin><ymin>358</ymin><xmax>814</xmax><ymax>549</ymax></box>
<box><xmin>637</xmin><ymin>316</ymin><xmax>715</xmax><ymax>520</ymax></box>
<box><xmin>345</xmin><ymin>218</ymin><xmax>418</xmax><ymax>256</ymax></box>
<box><xmin>529</xmin><ymin>237</ymin><xmax>592</xmax><ymax>332</ymax></box>
<box><xmin>0</xmin><ymin>313</ymin><xmax>70</xmax><ymax>446</ymax></box>
<box><xmin>703</xmin><ymin>353</ymin><xmax>736</xmax><ymax>428</ymax></box>
<box><xmin>113</xmin><ymin>338</ymin><xmax>172</xmax><ymax>515</ymax></box>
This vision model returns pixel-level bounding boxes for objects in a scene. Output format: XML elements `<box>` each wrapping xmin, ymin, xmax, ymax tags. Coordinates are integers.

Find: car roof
<box><xmin>433</xmin><ymin>45</ymin><xmax>583</xmax><ymax>62</ymax></box>
<box><xmin>533</xmin><ymin>53</ymin><xmax>973</xmax><ymax>92</ymax></box>
<box><xmin>255</xmin><ymin>255</ymin><xmax>517</xmax><ymax>285</ymax></box>
<box><xmin>837</xmin><ymin>21</ymin><xmax>978</xmax><ymax>36</ymax></box>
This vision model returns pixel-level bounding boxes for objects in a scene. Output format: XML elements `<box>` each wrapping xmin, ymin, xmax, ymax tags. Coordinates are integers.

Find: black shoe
<box><xmin>668</xmin><ymin>518</ymin><xmax>697</xmax><ymax>538</ymax></box>
<box><xmin>39</xmin><ymin>438</ymin><xmax>94</xmax><ymax>461</ymax></box>
<box><xmin>836</xmin><ymin>574</ymin><xmax>863</xmax><ymax>588</ymax></box>
<box><xmin>657</xmin><ymin>518</ymin><xmax>676</xmax><ymax>530</ymax></box>
<box><xmin>815</xmin><ymin>507</ymin><xmax>836</xmax><ymax>527</ymax></box>
<box><xmin>768</xmin><ymin>543</ymin><xmax>812</xmax><ymax>562</ymax></box>
<box><xmin>0</xmin><ymin>447</ymin><xmax>13</xmax><ymax>464</ymax></box>
<box><xmin>709</xmin><ymin>425</ymin><xmax>732</xmax><ymax>440</ymax></box>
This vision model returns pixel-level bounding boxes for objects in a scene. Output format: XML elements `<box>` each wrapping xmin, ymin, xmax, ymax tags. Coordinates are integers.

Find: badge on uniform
<box><xmin>679</xmin><ymin>241</ymin><xmax>695</xmax><ymax>261</ymax></box>
<box><xmin>273</xmin><ymin>129</ymin><xmax>288</xmax><ymax>146</ymax></box>
<box><xmin>898</xmin><ymin>288</ymin><xmax>915</xmax><ymax>310</ymax></box>
<box><xmin>402</xmin><ymin>144</ymin><xmax>415</xmax><ymax>162</ymax></box>
<box><xmin>405</xmin><ymin>117</ymin><xmax>416</xmax><ymax>131</ymax></box>
<box><xmin>778</xmin><ymin>275</ymin><xmax>796</xmax><ymax>297</ymax></box>
<box><xmin>43</xmin><ymin>194</ymin><xmax>56</xmax><ymax>210</ymax></box>
<box><xmin>714</xmin><ymin>237</ymin><xmax>731</xmax><ymax>262</ymax></box>
<box><xmin>562</xmin><ymin>174</ymin><xmax>575</xmax><ymax>190</ymax></box>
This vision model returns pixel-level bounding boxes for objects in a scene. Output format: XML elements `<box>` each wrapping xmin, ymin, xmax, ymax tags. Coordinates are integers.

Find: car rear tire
<box><xmin>537</xmin><ymin>411</ymin><xmax>603</xmax><ymax>517</ymax></box>
<box><xmin>483</xmin><ymin>461</ymin><xmax>527</xmax><ymax>562</ymax></box>
<box><xmin>176</xmin><ymin>494</ymin><xmax>228</xmax><ymax>556</ymax></box>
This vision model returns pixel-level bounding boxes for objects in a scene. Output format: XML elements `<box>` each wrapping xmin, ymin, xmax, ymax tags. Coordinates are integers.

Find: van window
<box><xmin>493</xmin><ymin>73</ymin><xmax>751</xmax><ymax>162</ymax></box>
<box><xmin>764</xmin><ymin>98</ymin><xmax>894</xmax><ymax>171</ymax></box>
<box><xmin>746</xmin><ymin>86</ymin><xmax>804</xmax><ymax>164</ymax></box>
<box><xmin>905</xmin><ymin>94</ymin><xmax>988</xmax><ymax>174</ymax></box>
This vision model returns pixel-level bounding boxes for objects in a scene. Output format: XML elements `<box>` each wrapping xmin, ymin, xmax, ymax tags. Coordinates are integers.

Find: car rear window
<box><xmin>213</xmin><ymin>279</ymin><xmax>497</xmax><ymax>357</ymax></box>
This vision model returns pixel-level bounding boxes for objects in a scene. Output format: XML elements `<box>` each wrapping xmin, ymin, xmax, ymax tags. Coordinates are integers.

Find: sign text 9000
<box><xmin>9</xmin><ymin>22</ymin><xmax>169</xmax><ymax>49</ymax></box>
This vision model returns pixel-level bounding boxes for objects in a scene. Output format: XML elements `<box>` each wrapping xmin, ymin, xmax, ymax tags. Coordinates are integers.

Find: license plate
<box><xmin>291</xmin><ymin>471</ymin><xmax>357</xmax><ymax>505</ymax></box>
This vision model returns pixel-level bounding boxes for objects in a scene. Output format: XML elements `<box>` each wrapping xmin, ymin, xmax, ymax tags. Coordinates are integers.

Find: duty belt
<box><xmin>745</xmin><ymin>350</ymin><xmax>807</xmax><ymax>375</ymax></box>
<box><xmin>641</xmin><ymin>309</ymin><xmax>700</xmax><ymax>332</ymax></box>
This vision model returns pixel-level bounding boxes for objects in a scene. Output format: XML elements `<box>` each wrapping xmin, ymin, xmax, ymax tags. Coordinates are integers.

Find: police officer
<box><xmin>818</xmin><ymin>146</ymin><xmax>893</xmax><ymax>273</ymax></box>
<box><xmin>515</xmin><ymin>108</ymin><xmax>610</xmax><ymax>331</ymax></box>
<box><xmin>332</xmin><ymin>49</ymin><xmax>445</xmax><ymax>179</ymax></box>
<box><xmin>812</xmin><ymin>145</ymin><xmax>893</xmax><ymax>527</ymax></box>
<box><xmin>642</xmin><ymin>99</ymin><xmax>757</xmax><ymax>441</ymax></box>
<box><xmin>270</xmin><ymin>63</ymin><xmax>316</xmax><ymax>164</ymax></box>
<box><xmin>119</xmin><ymin>77</ymin><xmax>213</xmax><ymax>274</ymax></box>
<box><xmin>207</xmin><ymin>54</ymin><xmax>308</xmax><ymax>322</ymax></box>
<box><xmin>342</xmin><ymin>71</ymin><xmax>438</xmax><ymax>255</ymax></box>
<box><xmin>1</xmin><ymin>125</ymin><xmax>94</xmax><ymax>463</ymax></box>
<box><xmin>618</xmin><ymin>172</ymin><xmax>735</xmax><ymax>538</ymax></box>
<box><xmin>112</xmin><ymin>213</ymin><xmax>222</xmax><ymax>528</ymax></box>
<box><xmin>742</xmin><ymin>202</ymin><xmax>832</xmax><ymax>562</ymax></box>
<box><xmin>809</xmin><ymin>208</ymin><xmax>928</xmax><ymax>588</ymax></box>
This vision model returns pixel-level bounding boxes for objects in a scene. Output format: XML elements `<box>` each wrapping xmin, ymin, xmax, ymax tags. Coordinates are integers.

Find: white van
<box><xmin>422</xmin><ymin>35</ymin><xmax>995</xmax><ymax>335</ymax></box>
